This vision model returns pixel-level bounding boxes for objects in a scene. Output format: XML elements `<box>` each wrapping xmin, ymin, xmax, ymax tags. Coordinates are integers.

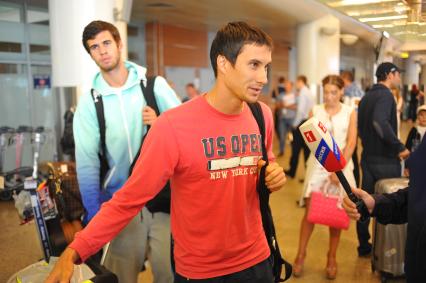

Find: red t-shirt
<box><xmin>70</xmin><ymin>95</ymin><xmax>275</xmax><ymax>278</ymax></box>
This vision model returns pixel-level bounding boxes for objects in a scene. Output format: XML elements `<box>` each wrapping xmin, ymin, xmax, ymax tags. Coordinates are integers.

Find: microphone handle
<box><xmin>335</xmin><ymin>171</ymin><xmax>370</xmax><ymax>222</ymax></box>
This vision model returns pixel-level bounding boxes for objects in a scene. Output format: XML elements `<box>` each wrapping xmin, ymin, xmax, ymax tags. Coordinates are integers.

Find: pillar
<box><xmin>296</xmin><ymin>14</ymin><xmax>340</xmax><ymax>102</ymax></box>
<box><xmin>49</xmin><ymin>0</ymin><xmax>115</xmax><ymax>95</ymax></box>
<box><xmin>404</xmin><ymin>55</ymin><xmax>420</xmax><ymax>87</ymax></box>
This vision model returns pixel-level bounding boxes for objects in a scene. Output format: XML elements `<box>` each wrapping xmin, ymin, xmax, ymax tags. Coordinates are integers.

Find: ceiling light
<box><xmin>347</xmin><ymin>11</ymin><xmax>361</xmax><ymax>17</ymax></box>
<box><xmin>400</xmin><ymin>52</ymin><xmax>409</xmax><ymax>59</ymax></box>
<box><xmin>340</xmin><ymin>34</ymin><xmax>359</xmax><ymax>45</ymax></box>
<box><xmin>319</xmin><ymin>26</ymin><xmax>338</xmax><ymax>36</ymax></box>
<box><xmin>372</xmin><ymin>24</ymin><xmax>395</xmax><ymax>28</ymax></box>
<box><xmin>329</xmin><ymin>0</ymin><xmax>398</xmax><ymax>8</ymax></box>
<box><xmin>359</xmin><ymin>15</ymin><xmax>408</xmax><ymax>23</ymax></box>
<box><xmin>394</xmin><ymin>4</ymin><xmax>408</xmax><ymax>14</ymax></box>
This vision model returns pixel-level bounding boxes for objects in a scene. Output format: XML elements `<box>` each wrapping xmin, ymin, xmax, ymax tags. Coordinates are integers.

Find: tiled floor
<box><xmin>1</xmin><ymin>122</ymin><xmax>411</xmax><ymax>283</ymax></box>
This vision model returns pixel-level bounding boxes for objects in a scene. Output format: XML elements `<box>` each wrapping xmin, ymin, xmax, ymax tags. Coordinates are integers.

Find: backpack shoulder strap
<box><xmin>140</xmin><ymin>76</ymin><xmax>160</xmax><ymax>116</ymax></box>
<box><xmin>91</xmin><ymin>89</ymin><xmax>107</xmax><ymax>158</ymax></box>
<box><xmin>129</xmin><ymin>76</ymin><xmax>159</xmax><ymax>176</ymax></box>
<box><xmin>91</xmin><ymin>89</ymin><xmax>109</xmax><ymax>186</ymax></box>
<box><xmin>248</xmin><ymin>102</ymin><xmax>292</xmax><ymax>282</ymax></box>
<box><xmin>247</xmin><ymin>102</ymin><xmax>267</xmax><ymax>163</ymax></box>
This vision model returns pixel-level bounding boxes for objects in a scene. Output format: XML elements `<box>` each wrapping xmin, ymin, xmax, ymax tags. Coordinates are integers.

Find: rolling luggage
<box><xmin>372</xmin><ymin>177</ymin><xmax>409</xmax><ymax>283</ymax></box>
<box><xmin>8</xmin><ymin>160</ymin><xmax>117</xmax><ymax>283</ymax></box>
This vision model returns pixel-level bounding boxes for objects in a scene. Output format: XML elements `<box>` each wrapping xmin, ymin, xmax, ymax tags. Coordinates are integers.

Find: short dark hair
<box><xmin>377</xmin><ymin>73</ymin><xmax>388</xmax><ymax>82</ymax></box>
<box><xmin>82</xmin><ymin>20</ymin><xmax>121</xmax><ymax>53</ymax></box>
<box><xmin>341</xmin><ymin>71</ymin><xmax>354</xmax><ymax>82</ymax></box>
<box><xmin>209</xmin><ymin>21</ymin><xmax>273</xmax><ymax>77</ymax></box>
<box><xmin>186</xmin><ymin>83</ymin><xmax>195</xmax><ymax>88</ymax></box>
<box><xmin>278</xmin><ymin>76</ymin><xmax>286</xmax><ymax>84</ymax></box>
<box><xmin>322</xmin><ymin>75</ymin><xmax>344</xmax><ymax>90</ymax></box>
<box><xmin>297</xmin><ymin>75</ymin><xmax>308</xmax><ymax>86</ymax></box>
<box><xmin>376</xmin><ymin>62</ymin><xmax>400</xmax><ymax>82</ymax></box>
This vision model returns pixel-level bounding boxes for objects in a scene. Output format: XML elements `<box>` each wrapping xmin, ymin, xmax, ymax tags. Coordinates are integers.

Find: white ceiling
<box><xmin>131</xmin><ymin>0</ymin><xmax>426</xmax><ymax>54</ymax></box>
<box><xmin>131</xmin><ymin>0</ymin><xmax>382</xmax><ymax>46</ymax></box>
<box><xmin>319</xmin><ymin>0</ymin><xmax>426</xmax><ymax>44</ymax></box>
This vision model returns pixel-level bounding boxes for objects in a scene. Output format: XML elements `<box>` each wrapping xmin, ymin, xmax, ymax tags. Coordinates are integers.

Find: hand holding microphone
<box><xmin>299</xmin><ymin>117</ymin><xmax>370</xmax><ymax>222</ymax></box>
<box><xmin>342</xmin><ymin>188</ymin><xmax>375</xmax><ymax>221</ymax></box>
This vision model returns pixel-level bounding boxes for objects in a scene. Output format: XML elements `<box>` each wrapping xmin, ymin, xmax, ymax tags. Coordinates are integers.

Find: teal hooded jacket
<box><xmin>73</xmin><ymin>61</ymin><xmax>181</xmax><ymax>221</ymax></box>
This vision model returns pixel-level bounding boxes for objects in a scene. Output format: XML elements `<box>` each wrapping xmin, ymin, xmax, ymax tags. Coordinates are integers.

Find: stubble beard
<box><xmin>99</xmin><ymin>55</ymin><xmax>121</xmax><ymax>73</ymax></box>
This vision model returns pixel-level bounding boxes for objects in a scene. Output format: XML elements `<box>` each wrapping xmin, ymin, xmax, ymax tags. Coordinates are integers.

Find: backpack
<box><xmin>91</xmin><ymin>77</ymin><xmax>171</xmax><ymax>214</ymax></box>
<box><xmin>248</xmin><ymin>102</ymin><xmax>292</xmax><ymax>282</ymax></box>
<box><xmin>60</xmin><ymin>109</ymin><xmax>75</xmax><ymax>155</ymax></box>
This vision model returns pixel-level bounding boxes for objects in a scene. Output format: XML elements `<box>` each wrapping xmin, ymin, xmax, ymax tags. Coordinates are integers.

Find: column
<box><xmin>404</xmin><ymin>55</ymin><xmax>420</xmax><ymax>87</ymax></box>
<box><xmin>420</xmin><ymin>64</ymin><xmax>426</xmax><ymax>92</ymax></box>
<box><xmin>114</xmin><ymin>0</ymin><xmax>133</xmax><ymax>61</ymax></box>
<box><xmin>49</xmin><ymin>0</ymin><xmax>114</xmax><ymax>96</ymax></box>
<box><xmin>296</xmin><ymin>14</ymin><xmax>340</xmax><ymax>102</ymax></box>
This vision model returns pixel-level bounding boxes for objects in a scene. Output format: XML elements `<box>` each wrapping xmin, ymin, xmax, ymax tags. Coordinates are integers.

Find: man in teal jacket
<box><xmin>74</xmin><ymin>20</ymin><xmax>180</xmax><ymax>283</ymax></box>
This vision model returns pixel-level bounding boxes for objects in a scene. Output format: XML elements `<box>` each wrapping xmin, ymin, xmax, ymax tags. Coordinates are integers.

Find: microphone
<box><xmin>299</xmin><ymin>117</ymin><xmax>369</xmax><ymax>221</ymax></box>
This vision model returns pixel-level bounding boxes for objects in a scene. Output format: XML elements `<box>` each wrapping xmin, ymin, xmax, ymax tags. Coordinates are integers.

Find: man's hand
<box><xmin>44</xmin><ymin>247</ymin><xmax>79</xmax><ymax>283</ymax></box>
<box><xmin>403</xmin><ymin>168</ymin><xmax>410</xmax><ymax>177</ymax></box>
<box><xmin>342</xmin><ymin>188</ymin><xmax>375</xmax><ymax>221</ymax></box>
<box><xmin>328</xmin><ymin>173</ymin><xmax>340</xmax><ymax>186</ymax></box>
<box><xmin>258</xmin><ymin>160</ymin><xmax>287</xmax><ymax>192</ymax></box>
<box><xmin>142</xmin><ymin>106</ymin><xmax>158</xmax><ymax>126</ymax></box>
<box><xmin>398</xmin><ymin>148</ymin><xmax>410</xmax><ymax>160</ymax></box>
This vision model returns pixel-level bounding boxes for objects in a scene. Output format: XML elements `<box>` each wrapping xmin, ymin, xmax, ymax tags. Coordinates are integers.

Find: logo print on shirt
<box><xmin>201</xmin><ymin>134</ymin><xmax>263</xmax><ymax>180</ymax></box>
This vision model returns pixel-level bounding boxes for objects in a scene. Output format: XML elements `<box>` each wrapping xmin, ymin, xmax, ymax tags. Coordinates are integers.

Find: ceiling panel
<box><xmin>319</xmin><ymin>0</ymin><xmax>426</xmax><ymax>42</ymax></box>
<box><xmin>131</xmin><ymin>0</ymin><xmax>308</xmax><ymax>46</ymax></box>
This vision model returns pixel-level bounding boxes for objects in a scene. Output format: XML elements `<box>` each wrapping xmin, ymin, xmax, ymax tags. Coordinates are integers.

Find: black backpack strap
<box><xmin>140</xmin><ymin>76</ymin><xmax>159</xmax><ymax>132</ymax></box>
<box><xmin>128</xmin><ymin>76</ymin><xmax>158</xmax><ymax>176</ymax></box>
<box><xmin>248</xmin><ymin>102</ymin><xmax>292</xmax><ymax>282</ymax></box>
<box><xmin>91</xmin><ymin>89</ymin><xmax>110</xmax><ymax>188</ymax></box>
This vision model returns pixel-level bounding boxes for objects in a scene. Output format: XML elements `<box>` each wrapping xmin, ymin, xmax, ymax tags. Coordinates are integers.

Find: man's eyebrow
<box><xmin>249</xmin><ymin>59</ymin><xmax>262</xmax><ymax>64</ymax></box>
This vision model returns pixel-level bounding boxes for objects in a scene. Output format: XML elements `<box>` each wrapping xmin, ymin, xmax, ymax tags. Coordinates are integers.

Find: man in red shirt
<box><xmin>46</xmin><ymin>21</ymin><xmax>286</xmax><ymax>282</ymax></box>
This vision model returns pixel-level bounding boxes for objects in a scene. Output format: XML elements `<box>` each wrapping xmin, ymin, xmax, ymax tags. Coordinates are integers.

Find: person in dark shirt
<box><xmin>405</xmin><ymin>105</ymin><xmax>426</xmax><ymax>153</ymax></box>
<box><xmin>182</xmin><ymin>83</ymin><xmax>200</xmax><ymax>102</ymax></box>
<box><xmin>408</xmin><ymin>84</ymin><xmax>420</xmax><ymax>121</ymax></box>
<box><xmin>356</xmin><ymin>62</ymin><xmax>410</xmax><ymax>256</ymax></box>
<box><xmin>272</xmin><ymin>76</ymin><xmax>286</xmax><ymax>140</ymax></box>
<box><xmin>343</xmin><ymin>134</ymin><xmax>426</xmax><ymax>282</ymax></box>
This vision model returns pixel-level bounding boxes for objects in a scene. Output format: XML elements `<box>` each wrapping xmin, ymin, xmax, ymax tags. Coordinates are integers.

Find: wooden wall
<box><xmin>270</xmin><ymin>43</ymin><xmax>290</xmax><ymax>93</ymax></box>
<box><xmin>145</xmin><ymin>22</ymin><xmax>290</xmax><ymax>98</ymax></box>
<box><xmin>145</xmin><ymin>22</ymin><xmax>208</xmax><ymax>76</ymax></box>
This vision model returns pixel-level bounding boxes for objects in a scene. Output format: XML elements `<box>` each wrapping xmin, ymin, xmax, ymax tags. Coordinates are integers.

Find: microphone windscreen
<box><xmin>299</xmin><ymin>117</ymin><xmax>346</xmax><ymax>172</ymax></box>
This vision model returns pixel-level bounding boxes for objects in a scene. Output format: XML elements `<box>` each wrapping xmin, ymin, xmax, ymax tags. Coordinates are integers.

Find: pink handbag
<box><xmin>307</xmin><ymin>182</ymin><xmax>350</xmax><ymax>230</ymax></box>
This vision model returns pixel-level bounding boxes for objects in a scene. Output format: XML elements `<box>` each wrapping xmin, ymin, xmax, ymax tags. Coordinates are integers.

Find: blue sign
<box><xmin>33</xmin><ymin>75</ymin><xmax>51</xmax><ymax>89</ymax></box>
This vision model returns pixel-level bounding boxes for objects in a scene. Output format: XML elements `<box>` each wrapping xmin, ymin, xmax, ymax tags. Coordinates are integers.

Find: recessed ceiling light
<box><xmin>372</xmin><ymin>24</ymin><xmax>394</xmax><ymax>28</ymax></box>
<box><xmin>329</xmin><ymin>0</ymin><xmax>397</xmax><ymax>8</ymax></box>
<box><xmin>359</xmin><ymin>15</ymin><xmax>408</xmax><ymax>22</ymax></box>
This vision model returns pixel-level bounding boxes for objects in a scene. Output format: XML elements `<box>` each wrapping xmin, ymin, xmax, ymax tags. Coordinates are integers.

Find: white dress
<box><xmin>301</xmin><ymin>103</ymin><xmax>356</xmax><ymax>200</ymax></box>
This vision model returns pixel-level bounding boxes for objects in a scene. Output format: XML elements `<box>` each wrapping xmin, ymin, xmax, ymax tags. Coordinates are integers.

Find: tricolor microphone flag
<box><xmin>300</xmin><ymin>118</ymin><xmax>346</xmax><ymax>172</ymax></box>
<box><xmin>299</xmin><ymin>117</ymin><xmax>370</xmax><ymax>221</ymax></box>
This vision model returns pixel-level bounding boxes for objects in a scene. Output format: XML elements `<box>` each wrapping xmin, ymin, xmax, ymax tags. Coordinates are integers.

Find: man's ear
<box><xmin>216</xmin><ymin>55</ymin><xmax>228</xmax><ymax>75</ymax></box>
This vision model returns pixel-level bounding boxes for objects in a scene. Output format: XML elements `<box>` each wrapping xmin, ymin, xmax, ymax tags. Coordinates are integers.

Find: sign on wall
<box><xmin>33</xmin><ymin>75</ymin><xmax>50</xmax><ymax>89</ymax></box>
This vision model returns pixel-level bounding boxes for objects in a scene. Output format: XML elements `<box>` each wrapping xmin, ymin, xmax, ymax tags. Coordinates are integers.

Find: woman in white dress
<box><xmin>293</xmin><ymin>75</ymin><xmax>357</xmax><ymax>280</ymax></box>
